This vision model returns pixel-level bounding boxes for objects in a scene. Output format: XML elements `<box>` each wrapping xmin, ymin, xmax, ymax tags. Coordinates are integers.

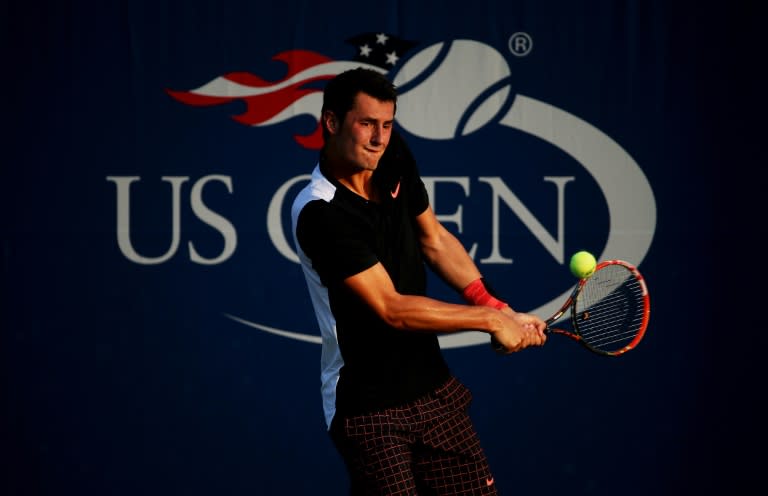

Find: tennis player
<box><xmin>291</xmin><ymin>67</ymin><xmax>546</xmax><ymax>495</ymax></box>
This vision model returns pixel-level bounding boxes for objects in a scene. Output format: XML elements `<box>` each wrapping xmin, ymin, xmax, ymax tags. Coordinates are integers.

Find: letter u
<box><xmin>106</xmin><ymin>176</ymin><xmax>189</xmax><ymax>264</ymax></box>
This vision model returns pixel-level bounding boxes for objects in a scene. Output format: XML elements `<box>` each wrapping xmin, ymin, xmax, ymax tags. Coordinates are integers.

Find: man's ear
<box><xmin>322</xmin><ymin>110</ymin><xmax>338</xmax><ymax>135</ymax></box>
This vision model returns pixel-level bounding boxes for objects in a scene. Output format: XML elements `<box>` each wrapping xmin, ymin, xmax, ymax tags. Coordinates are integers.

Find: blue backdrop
<box><xmin>2</xmin><ymin>1</ymin><xmax>763</xmax><ymax>495</ymax></box>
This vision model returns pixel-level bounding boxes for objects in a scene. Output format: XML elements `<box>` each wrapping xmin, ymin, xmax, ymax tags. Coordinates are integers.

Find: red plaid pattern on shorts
<box><xmin>330</xmin><ymin>377</ymin><xmax>498</xmax><ymax>495</ymax></box>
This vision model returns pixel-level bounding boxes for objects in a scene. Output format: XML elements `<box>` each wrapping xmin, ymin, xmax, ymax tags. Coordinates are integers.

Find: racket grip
<box><xmin>490</xmin><ymin>336</ymin><xmax>507</xmax><ymax>354</ymax></box>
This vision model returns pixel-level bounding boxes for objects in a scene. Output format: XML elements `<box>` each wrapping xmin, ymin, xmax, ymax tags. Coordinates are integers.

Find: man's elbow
<box><xmin>377</xmin><ymin>296</ymin><xmax>416</xmax><ymax>330</ymax></box>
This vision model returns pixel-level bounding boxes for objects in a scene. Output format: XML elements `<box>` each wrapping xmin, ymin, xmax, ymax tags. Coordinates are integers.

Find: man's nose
<box><xmin>371</xmin><ymin>124</ymin><xmax>385</xmax><ymax>145</ymax></box>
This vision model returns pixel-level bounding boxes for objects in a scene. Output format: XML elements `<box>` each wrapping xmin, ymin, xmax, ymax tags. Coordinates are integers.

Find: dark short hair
<box><xmin>321</xmin><ymin>68</ymin><xmax>397</xmax><ymax>140</ymax></box>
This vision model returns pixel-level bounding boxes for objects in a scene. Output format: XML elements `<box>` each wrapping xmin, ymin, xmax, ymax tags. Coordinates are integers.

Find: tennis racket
<box><xmin>495</xmin><ymin>259</ymin><xmax>650</xmax><ymax>357</ymax></box>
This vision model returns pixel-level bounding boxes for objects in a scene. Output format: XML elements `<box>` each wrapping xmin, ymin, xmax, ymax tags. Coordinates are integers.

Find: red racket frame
<box><xmin>546</xmin><ymin>259</ymin><xmax>650</xmax><ymax>357</ymax></box>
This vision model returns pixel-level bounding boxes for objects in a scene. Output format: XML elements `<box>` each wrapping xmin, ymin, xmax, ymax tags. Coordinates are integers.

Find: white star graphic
<box><xmin>385</xmin><ymin>51</ymin><xmax>399</xmax><ymax>65</ymax></box>
<box><xmin>375</xmin><ymin>33</ymin><xmax>389</xmax><ymax>45</ymax></box>
<box><xmin>359</xmin><ymin>44</ymin><xmax>372</xmax><ymax>57</ymax></box>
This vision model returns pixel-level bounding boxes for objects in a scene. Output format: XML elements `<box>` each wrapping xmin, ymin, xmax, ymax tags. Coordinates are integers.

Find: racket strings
<box><xmin>574</xmin><ymin>266</ymin><xmax>645</xmax><ymax>352</ymax></box>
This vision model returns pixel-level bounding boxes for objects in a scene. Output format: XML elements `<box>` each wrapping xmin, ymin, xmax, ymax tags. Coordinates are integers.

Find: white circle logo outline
<box><xmin>224</xmin><ymin>39</ymin><xmax>657</xmax><ymax>349</ymax></box>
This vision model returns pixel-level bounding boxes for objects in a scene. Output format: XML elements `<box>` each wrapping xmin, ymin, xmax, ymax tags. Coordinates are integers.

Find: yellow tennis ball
<box><xmin>569</xmin><ymin>251</ymin><xmax>597</xmax><ymax>278</ymax></box>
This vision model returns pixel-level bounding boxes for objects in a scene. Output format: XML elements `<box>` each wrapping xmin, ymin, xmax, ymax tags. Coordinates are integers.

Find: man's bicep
<box><xmin>414</xmin><ymin>206</ymin><xmax>448</xmax><ymax>249</ymax></box>
<box><xmin>343</xmin><ymin>262</ymin><xmax>400</xmax><ymax>318</ymax></box>
<box><xmin>414</xmin><ymin>205</ymin><xmax>482</xmax><ymax>288</ymax></box>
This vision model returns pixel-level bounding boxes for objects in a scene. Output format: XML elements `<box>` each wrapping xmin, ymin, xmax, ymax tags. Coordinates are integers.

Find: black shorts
<box><xmin>329</xmin><ymin>376</ymin><xmax>498</xmax><ymax>495</ymax></box>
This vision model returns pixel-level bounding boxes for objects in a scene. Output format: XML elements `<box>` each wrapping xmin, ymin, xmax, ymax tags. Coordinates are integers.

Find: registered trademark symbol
<box><xmin>508</xmin><ymin>32</ymin><xmax>533</xmax><ymax>56</ymax></box>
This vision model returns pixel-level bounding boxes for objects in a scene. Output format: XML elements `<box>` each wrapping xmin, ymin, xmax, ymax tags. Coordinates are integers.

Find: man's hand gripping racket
<box><xmin>493</xmin><ymin>259</ymin><xmax>650</xmax><ymax>357</ymax></box>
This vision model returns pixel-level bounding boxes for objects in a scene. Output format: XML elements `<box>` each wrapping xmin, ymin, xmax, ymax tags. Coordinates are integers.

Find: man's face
<box><xmin>325</xmin><ymin>92</ymin><xmax>395</xmax><ymax>172</ymax></box>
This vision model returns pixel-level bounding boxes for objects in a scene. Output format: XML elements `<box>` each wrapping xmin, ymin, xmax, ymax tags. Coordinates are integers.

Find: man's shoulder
<box><xmin>291</xmin><ymin>165</ymin><xmax>335</xmax><ymax>217</ymax></box>
<box><xmin>292</xmin><ymin>168</ymin><xmax>354</xmax><ymax>242</ymax></box>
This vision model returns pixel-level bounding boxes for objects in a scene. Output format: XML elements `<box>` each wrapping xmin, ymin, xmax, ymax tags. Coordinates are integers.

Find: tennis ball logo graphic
<box><xmin>392</xmin><ymin>40</ymin><xmax>512</xmax><ymax>140</ymax></box>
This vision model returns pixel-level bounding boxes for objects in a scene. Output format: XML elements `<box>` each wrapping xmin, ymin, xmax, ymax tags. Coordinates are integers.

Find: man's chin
<box><xmin>357</xmin><ymin>157</ymin><xmax>381</xmax><ymax>172</ymax></box>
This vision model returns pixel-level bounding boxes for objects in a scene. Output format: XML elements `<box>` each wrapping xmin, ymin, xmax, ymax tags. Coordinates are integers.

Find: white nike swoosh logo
<box><xmin>223</xmin><ymin>313</ymin><xmax>321</xmax><ymax>344</ymax></box>
<box><xmin>390</xmin><ymin>180</ymin><xmax>401</xmax><ymax>199</ymax></box>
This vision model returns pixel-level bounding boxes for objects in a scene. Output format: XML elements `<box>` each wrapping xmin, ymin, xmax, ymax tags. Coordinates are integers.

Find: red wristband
<box><xmin>461</xmin><ymin>278</ymin><xmax>507</xmax><ymax>310</ymax></box>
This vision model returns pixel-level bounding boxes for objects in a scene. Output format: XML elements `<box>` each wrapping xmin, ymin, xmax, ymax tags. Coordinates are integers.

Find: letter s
<box><xmin>189</xmin><ymin>175</ymin><xmax>238</xmax><ymax>265</ymax></box>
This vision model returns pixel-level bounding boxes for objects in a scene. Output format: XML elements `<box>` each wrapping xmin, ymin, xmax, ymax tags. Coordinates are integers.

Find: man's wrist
<box><xmin>461</xmin><ymin>278</ymin><xmax>507</xmax><ymax>310</ymax></box>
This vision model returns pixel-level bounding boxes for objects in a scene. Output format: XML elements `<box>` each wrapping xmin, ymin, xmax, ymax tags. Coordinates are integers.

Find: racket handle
<box><xmin>492</xmin><ymin>323</ymin><xmax>550</xmax><ymax>353</ymax></box>
<box><xmin>490</xmin><ymin>336</ymin><xmax>507</xmax><ymax>353</ymax></box>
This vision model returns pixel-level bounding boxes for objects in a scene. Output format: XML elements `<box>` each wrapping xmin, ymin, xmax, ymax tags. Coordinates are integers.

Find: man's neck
<box><xmin>337</xmin><ymin>171</ymin><xmax>375</xmax><ymax>201</ymax></box>
<box><xmin>322</xmin><ymin>156</ymin><xmax>377</xmax><ymax>201</ymax></box>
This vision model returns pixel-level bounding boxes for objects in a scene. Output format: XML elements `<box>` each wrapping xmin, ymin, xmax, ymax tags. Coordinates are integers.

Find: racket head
<box><xmin>548</xmin><ymin>260</ymin><xmax>650</xmax><ymax>356</ymax></box>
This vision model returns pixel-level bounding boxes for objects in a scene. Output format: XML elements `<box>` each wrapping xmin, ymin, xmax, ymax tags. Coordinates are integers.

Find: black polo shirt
<box><xmin>291</xmin><ymin>132</ymin><xmax>451</xmax><ymax>425</ymax></box>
